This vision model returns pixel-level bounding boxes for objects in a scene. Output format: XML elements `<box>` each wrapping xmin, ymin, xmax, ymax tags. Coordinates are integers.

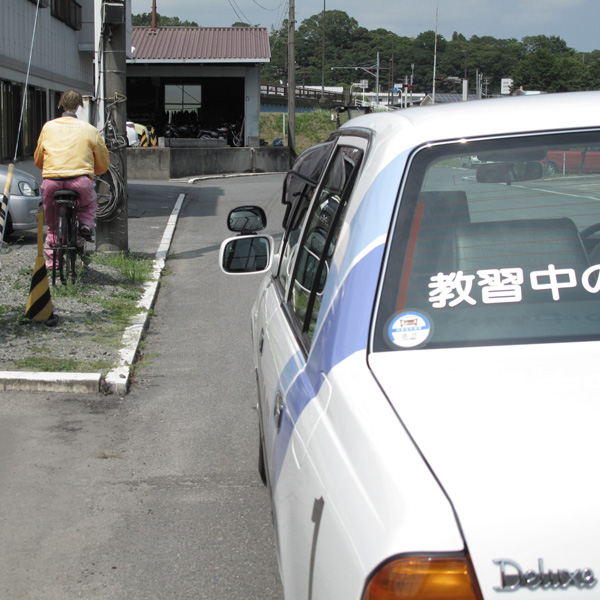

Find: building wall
<box><xmin>0</xmin><ymin>1</ymin><xmax>95</xmax><ymax>96</ymax></box>
<box><xmin>0</xmin><ymin>0</ymin><xmax>97</xmax><ymax>160</ymax></box>
<box><xmin>244</xmin><ymin>67</ymin><xmax>260</xmax><ymax>145</ymax></box>
<box><xmin>127</xmin><ymin>63</ymin><xmax>263</xmax><ymax>145</ymax></box>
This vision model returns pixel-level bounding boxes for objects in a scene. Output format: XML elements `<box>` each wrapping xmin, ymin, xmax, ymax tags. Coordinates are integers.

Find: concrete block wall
<box><xmin>127</xmin><ymin>147</ymin><xmax>171</xmax><ymax>180</ymax></box>
<box><xmin>127</xmin><ymin>146</ymin><xmax>292</xmax><ymax>180</ymax></box>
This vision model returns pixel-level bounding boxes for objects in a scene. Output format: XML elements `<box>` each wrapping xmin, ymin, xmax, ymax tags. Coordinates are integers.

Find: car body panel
<box><xmin>544</xmin><ymin>148</ymin><xmax>600</xmax><ymax>173</ymax></box>
<box><xmin>369</xmin><ymin>342</ymin><xmax>600</xmax><ymax>596</ymax></box>
<box><xmin>223</xmin><ymin>91</ymin><xmax>600</xmax><ymax>600</ymax></box>
<box><xmin>274</xmin><ymin>351</ymin><xmax>464</xmax><ymax>599</ymax></box>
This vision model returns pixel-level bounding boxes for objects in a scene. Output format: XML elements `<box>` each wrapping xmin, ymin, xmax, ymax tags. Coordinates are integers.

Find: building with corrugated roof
<box><xmin>127</xmin><ymin>26</ymin><xmax>271</xmax><ymax>146</ymax></box>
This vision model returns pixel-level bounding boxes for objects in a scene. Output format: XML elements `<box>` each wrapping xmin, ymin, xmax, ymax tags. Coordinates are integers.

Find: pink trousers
<box><xmin>42</xmin><ymin>176</ymin><xmax>97</xmax><ymax>265</ymax></box>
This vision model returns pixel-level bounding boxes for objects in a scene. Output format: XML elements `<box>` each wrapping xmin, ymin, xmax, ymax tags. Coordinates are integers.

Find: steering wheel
<box><xmin>580</xmin><ymin>222</ymin><xmax>600</xmax><ymax>263</ymax></box>
<box><xmin>580</xmin><ymin>222</ymin><xmax>600</xmax><ymax>240</ymax></box>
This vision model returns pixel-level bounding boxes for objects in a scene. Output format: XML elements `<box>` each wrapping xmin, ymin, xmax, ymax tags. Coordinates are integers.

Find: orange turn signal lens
<box><xmin>364</xmin><ymin>555</ymin><xmax>482</xmax><ymax>600</ymax></box>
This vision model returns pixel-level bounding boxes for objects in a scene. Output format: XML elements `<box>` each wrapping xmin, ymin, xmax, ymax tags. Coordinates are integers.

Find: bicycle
<box><xmin>50</xmin><ymin>189</ymin><xmax>85</xmax><ymax>285</ymax></box>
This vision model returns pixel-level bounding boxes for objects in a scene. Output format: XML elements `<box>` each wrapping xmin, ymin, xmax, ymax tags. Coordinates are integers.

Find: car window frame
<box><xmin>371</xmin><ymin>127</ymin><xmax>600</xmax><ymax>353</ymax></box>
<box><xmin>284</xmin><ymin>139</ymin><xmax>366</xmax><ymax>351</ymax></box>
<box><xmin>275</xmin><ymin>142</ymin><xmax>336</xmax><ymax>297</ymax></box>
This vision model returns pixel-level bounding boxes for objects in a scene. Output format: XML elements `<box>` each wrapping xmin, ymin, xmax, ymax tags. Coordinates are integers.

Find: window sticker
<box><xmin>427</xmin><ymin>264</ymin><xmax>600</xmax><ymax>307</ymax></box>
<box><xmin>428</xmin><ymin>271</ymin><xmax>476</xmax><ymax>308</ymax></box>
<box><xmin>478</xmin><ymin>268</ymin><xmax>524</xmax><ymax>303</ymax></box>
<box><xmin>388</xmin><ymin>312</ymin><xmax>432</xmax><ymax>348</ymax></box>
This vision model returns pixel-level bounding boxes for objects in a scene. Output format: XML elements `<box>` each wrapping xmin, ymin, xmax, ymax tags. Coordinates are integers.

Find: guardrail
<box><xmin>260</xmin><ymin>84</ymin><xmax>346</xmax><ymax>105</ymax></box>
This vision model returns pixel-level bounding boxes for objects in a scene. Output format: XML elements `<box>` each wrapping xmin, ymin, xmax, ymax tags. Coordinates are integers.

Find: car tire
<box><xmin>546</xmin><ymin>161</ymin><xmax>559</xmax><ymax>175</ymax></box>
<box><xmin>3</xmin><ymin>210</ymin><xmax>13</xmax><ymax>237</ymax></box>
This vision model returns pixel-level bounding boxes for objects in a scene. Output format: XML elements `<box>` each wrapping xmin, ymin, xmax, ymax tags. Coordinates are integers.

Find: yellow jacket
<box><xmin>34</xmin><ymin>115</ymin><xmax>110</xmax><ymax>179</ymax></box>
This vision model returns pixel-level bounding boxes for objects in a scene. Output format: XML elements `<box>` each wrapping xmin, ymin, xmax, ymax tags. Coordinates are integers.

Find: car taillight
<box><xmin>363</xmin><ymin>554</ymin><xmax>483</xmax><ymax>600</ymax></box>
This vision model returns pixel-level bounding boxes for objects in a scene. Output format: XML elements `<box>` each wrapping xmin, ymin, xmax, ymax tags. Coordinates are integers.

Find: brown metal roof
<box><xmin>130</xmin><ymin>27</ymin><xmax>271</xmax><ymax>63</ymax></box>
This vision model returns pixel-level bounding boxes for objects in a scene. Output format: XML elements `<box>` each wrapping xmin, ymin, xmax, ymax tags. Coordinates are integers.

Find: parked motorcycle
<box><xmin>213</xmin><ymin>122</ymin><xmax>243</xmax><ymax>147</ymax></box>
<box><xmin>197</xmin><ymin>126</ymin><xmax>227</xmax><ymax>142</ymax></box>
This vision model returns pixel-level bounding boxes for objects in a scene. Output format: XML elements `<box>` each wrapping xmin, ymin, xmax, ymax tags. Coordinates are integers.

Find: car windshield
<box><xmin>374</xmin><ymin>129</ymin><xmax>600</xmax><ymax>351</ymax></box>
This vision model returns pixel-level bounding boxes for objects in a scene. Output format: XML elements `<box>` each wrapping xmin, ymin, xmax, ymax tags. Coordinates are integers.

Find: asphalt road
<box><xmin>0</xmin><ymin>174</ymin><xmax>286</xmax><ymax>599</ymax></box>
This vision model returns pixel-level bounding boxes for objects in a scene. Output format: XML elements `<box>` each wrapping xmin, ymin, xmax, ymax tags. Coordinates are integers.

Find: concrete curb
<box><xmin>2</xmin><ymin>193</ymin><xmax>185</xmax><ymax>396</ymax></box>
<box><xmin>104</xmin><ymin>192</ymin><xmax>184</xmax><ymax>395</ymax></box>
<box><xmin>181</xmin><ymin>171</ymin><xmax>281</xmax><ymax>184</ymax></box>
<box><xmin>0</xmin><ymin>371</ymin><xmax>101</xmax><ymax>393</ymax></box>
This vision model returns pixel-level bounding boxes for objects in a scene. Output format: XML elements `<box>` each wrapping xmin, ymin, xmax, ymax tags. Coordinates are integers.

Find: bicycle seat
<box><xmin>53</xmin><ymin>190</ymin><xmax>79</xmax><ymax>203</ymax></box>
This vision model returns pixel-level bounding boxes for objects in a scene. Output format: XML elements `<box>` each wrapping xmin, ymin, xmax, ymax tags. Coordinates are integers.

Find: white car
<box><xmin>220</xmin><ymin>91</ymin><xmax>600</xmax><ymax>600</ymax></box>
<box><xmin>0</xmin><ymin>164</ymin><xmax>42</xmax><ymax>236</ymax></box>
<box><xmin>126</xmin><ymin>121</ymin><xmax>140</xmax><ymax>147</ymax></box>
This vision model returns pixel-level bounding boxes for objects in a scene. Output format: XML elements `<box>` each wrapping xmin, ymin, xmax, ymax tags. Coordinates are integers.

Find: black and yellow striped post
<box><xmin>25</xmin><ymin>210</ymin><xmax>58</xmax><ymax>327</ymax></box>
<box><xmin>149</xmin><ymin>126</ymin><xmax>158</xmax><ymax>146</ymax></box>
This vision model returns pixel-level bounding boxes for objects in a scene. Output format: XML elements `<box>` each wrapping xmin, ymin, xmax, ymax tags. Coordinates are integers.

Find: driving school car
<box><xmin>219</xmin><ymin>91</ymin><xmax>600</xmax><ymax>600</ymax></box>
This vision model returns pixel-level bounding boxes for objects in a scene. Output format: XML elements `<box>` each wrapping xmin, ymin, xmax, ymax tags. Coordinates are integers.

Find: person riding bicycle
<box><xmin>34</xmin><ymin>89</ymin><xmax>110</xmax><ymax>268</ymax></box>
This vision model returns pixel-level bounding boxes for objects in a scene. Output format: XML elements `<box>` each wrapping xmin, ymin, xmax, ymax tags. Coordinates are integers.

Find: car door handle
<box><xmin>259</xmin><ymin>329</ymin><xmax>265</xmax><ymax>355</ymax></box>
<box><xmin>274</xmin><ymin>389</ymin><xmax>284</xmax><ymax>431</ymax></box>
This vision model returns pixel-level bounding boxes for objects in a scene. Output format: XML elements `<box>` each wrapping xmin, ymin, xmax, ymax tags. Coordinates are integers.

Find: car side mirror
<box><xmin>219</xmin><ymin>234</ymin><xmax>274</xmax><ymax>275</ymax></box>
<box><xmin>227</xmin><ymin>205</ymin><xmax>267</xmax><ymax>233</ymax></box>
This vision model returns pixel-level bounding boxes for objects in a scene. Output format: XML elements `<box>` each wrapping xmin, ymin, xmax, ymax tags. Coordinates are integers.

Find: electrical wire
<box><xmin>227</xmin><ymin>0</ymin><xmax>254</xmax><ymax>26</ymax></box>
<box><xmin>1</xmin><ymin>0</ymin><xmax>43</xmax><ymax>258</ymax></box>
<box><xmin>249</xmin><ymin>0</ymin><xmax>286</xmax><ymax>12</ymax></box>
<box><xmin>13</xmin><ymin>0</ymin><xmax>43</xmax><ymax>163</ymax></box>
<box><xmin>96</xmin><ymin>94</ymin><xmax>128</xmax><ymax>221</ymax></box>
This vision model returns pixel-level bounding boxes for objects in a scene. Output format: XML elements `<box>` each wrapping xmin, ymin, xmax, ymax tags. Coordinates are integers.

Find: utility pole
<box><xmin>321</xmin><ymin>0</ymin><xmax>325</xmax><ymax>98</ymax></box>
<box><xmin>331</xmin><ymin>57</ymin><xmax>380</xmax><ymax>107</ymax></box>
<box><xmin>390</xmin><ymin>36</ymin><xmax>394</xmax><ymax>106</ymax></box>
<box><xmin>432</xmin><ymin>3</ymin><xmax>439</xmax><ymax>104</ymax></box>
<box><xmin>97</xmin><ymin>0</ymin><xmax>128</xmax><ymax>253</ymax></box>
<box><xmin>287</xmin><ymin>0</ymin><xmax>296</xmax><ymax>154</ymax></box>
<box><xmin>375</xmin><ymin>52</ymin><xmax>380</xmax><ymax>106</ymax></box>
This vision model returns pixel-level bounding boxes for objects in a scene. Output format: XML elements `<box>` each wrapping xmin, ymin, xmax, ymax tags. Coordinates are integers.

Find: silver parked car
<box><xmin>0</xmin><ymin>164</ymin><xmax>42</xmax><ymax>236</ymax></box>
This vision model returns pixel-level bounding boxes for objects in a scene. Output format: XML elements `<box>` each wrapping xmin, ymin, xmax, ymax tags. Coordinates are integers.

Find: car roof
<box><xmin>339</xmin><ymin>91</ymin><xmax>600</xmax><ymax>153</ymax></box>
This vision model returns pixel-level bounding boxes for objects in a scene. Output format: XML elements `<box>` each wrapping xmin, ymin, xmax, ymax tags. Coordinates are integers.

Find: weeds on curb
<box><xmin>0</xmin><ymin>251</ymin><xmax>155</xmax><ymax>374</ymax></box>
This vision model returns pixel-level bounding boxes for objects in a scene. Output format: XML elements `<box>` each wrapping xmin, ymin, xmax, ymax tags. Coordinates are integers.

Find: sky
<box><xmin>131</xmin><ymin>0</ymin><xmax>600</xmax><ymax>53</ymax></box>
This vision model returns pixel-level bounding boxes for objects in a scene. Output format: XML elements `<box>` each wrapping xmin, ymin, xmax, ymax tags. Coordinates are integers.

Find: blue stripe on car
<box><xmin>271</xmin><ymin>244</ymin><xmax>385</xmax><ymax>488</ymax></box>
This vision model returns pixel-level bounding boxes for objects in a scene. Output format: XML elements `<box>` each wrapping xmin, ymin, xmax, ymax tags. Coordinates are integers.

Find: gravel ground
<box><xmin>0</xmin><ymin>234</ymin><xmax>147</xmax><ymax>373</ymax></box>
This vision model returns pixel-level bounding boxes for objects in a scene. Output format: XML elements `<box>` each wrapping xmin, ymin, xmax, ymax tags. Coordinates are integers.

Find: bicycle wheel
<box><xmin>57</xmin><ymin>204</ymin><xmax>68</xmax><ymax>285</ymax></box>
<box><xmin>66</xmin><ymin>208</ymin><xmax>78</xmax><ymax>283</ymax></box>
<box><xmin>57</xmin><ymin>204</ymin><xmax>78</xmax><ymax>284</ymax></box>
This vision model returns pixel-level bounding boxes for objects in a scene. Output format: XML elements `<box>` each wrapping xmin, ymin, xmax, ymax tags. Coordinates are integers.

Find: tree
<box><xmin>463</xmin><ymin>36</ymin><xmax>524</xmax><ymax>95</ymax></box>
<box><xmin>296</xmin><ymin>9</ymin><xmax>364</xmax><ymax>86</ymax></box>
<box><xmin>585</xmin><ymin>56</ymin><xmax>600</xmax><ymax>89</ymax></box>
<box><xmin>521</xmin><ymin>35</ymin><xmax>573</xmax><ymax>57</ymax></box>
<box><xmin>263</xmin><ymin>21</ymin><xmax>289</xmax><ymax>85</ymax></box>
<box><xmin>131</xmin><ymin>8</ymin><xmax>600</xmax><ymax>95</ymax></box>
<box><xmin>132</xmin><ymin>12</ymin><xmax>199</xmax><ymax>26</ymax></box>
<box><xmin>511</xmin><ymin>48</ymin><xmax>561</xmax><ymax>92</ymax></box>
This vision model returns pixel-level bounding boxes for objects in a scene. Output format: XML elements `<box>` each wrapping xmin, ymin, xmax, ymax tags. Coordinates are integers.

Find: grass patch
<box><xmin>90</xmin><ymin>251</ymin><xmax>153</xmax><ymax>285</ymax></box>
<box><xmin>0</xmin><ymin>250</ymin><xmax>156</xmax><ymax>374</ymax></box>
<box><xmin>260</xmin><ymin>110</ymin><xmax>341</xmax><ymax>154</ymax></box>
<box><xmin>12</xmin><ymin>355</ymin><xmax>113</xmax><ymax>373</ymax></box>
<box><xmin>97</xmin><ymin>291</ymin><xmax>146</xmax><ymax>328</ymax></box>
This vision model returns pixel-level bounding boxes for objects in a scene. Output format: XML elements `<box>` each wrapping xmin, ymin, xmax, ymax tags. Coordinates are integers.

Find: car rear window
<box><xmin>374</xmin><ymin>130</ymin><xmax>600</xmax><ymax>351</ymax></box>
